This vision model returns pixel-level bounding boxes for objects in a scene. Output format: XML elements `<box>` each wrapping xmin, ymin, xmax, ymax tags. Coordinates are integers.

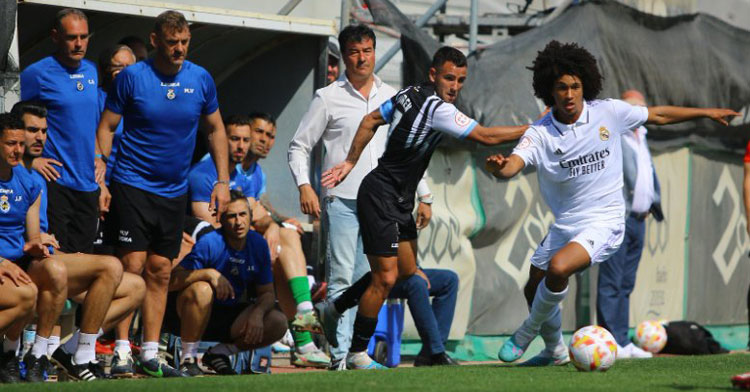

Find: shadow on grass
<box><xmin>660</xmin><ymin>384</ymin><xmax>734</xmax><ymax>391</ymax></box>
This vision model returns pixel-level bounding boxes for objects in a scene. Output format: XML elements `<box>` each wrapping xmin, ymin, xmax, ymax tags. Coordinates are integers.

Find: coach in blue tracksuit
<box><xmin>597</xmin><ymin>90</ymin><xmax>664</xmax><ymax>359</ymax></box>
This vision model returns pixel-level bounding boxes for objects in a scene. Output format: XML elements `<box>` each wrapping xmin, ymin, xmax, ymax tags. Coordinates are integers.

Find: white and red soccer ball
<box><xmin>568</xmin><ymin>325</ymin><xmax>618</xmax><ymax>372</ymax></box>
<box><xmin>635</xmin><ymin>320</ymin><xmax>668</xmax><ymax>353</ymax></box>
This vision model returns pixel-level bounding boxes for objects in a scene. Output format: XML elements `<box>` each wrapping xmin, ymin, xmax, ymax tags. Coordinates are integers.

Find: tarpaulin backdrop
<box><xmin>365</xmin><ymin>0</ymin><xmax>750</xmax><ymax>338</ymax></box>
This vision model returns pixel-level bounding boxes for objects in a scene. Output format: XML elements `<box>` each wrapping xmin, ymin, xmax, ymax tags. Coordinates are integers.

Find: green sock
<box><xmin>289</xmin><ymin>322</ymin><xmax>313</xmax><ymax>347</ymax></box>
<box><xmin>289</xmin><ymin>276</ymin><xmax>312</xmax><ymax>306</ymax></box>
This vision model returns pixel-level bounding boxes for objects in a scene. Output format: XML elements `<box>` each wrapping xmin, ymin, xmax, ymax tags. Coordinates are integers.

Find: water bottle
<box><xmin>21</xmin><ymin>325</ymin><xmax>36</xmax><ymax>358</ymax></box>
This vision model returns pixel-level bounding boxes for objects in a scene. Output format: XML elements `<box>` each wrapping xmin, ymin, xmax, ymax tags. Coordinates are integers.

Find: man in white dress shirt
<box><xmin>287</xmin><ymin>24</ymin><xmax>432</xmax><ymax>370</ymax></box>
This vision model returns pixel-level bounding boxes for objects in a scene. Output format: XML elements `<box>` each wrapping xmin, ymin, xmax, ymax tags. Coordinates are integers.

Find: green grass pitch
<box><xmin>4</xmin><ymin>354</ymin><xmax>748</xmax><ymax>391</ymax></box>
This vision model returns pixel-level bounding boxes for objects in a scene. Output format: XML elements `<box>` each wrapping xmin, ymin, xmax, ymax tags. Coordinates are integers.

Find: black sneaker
<box><xmin>0</xmin><ymin>351</ymin><xmax>21</xmax><ymax>383</ymax></box>
<box><xmin>201</xmin><ymin>352</ymin><xmax>236</xmax><ymax>375</ymax></box>
<box><xmin>45</xmin><ymin>356</ymin><xmax>57</xmax><ymax>382</ymax></box>
<box><xmin>51</xmin><ymin>348</ymin><xmax>107</xmax><ymax>381</ymax></box>
<box><xmin>23</xmin><ymin>353</ymin><xmax>48</xmax><ymax>382</ymax></box>
<box><xmin>137</xmin><ymin>358</ymin><xmax>188</xmax><ymax>378</ymax></box>
<box><xmin>414</xmin><ymin>352</ymin><xmax>459</xmax><ymax>367</ymax></box>
<box><xmin>179</xmin><ymin>357</ymin><xmax>204</xmax><ymax>377</ymax></box>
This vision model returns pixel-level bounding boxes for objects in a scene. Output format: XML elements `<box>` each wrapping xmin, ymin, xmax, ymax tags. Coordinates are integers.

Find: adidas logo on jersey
<box><xmin>554</xmin><ymin>148</ymin><xmax>564</xmax><ymax>155</ymax></box>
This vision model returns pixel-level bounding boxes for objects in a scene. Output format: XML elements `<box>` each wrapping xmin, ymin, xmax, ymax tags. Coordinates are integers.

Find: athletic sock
<box><xmin>73</xmin><ymin>333</ymin><xmax>97</xmax><ymax>365</ymax></box>
<box><xmin>334</xmin><ymin>272</ymin><xmax>372</xmax><ymax>315</ymax></box>
<box><xmin>31</xmin><ymin>335</ymin><xmax>49</xmax><ymax>359</ymax></box>
<box><xmin>47</xmin><ymin>335</ymin><xmax>61</xmax><ymax>357</ymax></box>
<box><xmin>208</xmin><ymin>343</ymin><xmax>239</xmax><ymax>357</ymax></box>
<box><xmin>540</xmin><ymin>305</ymin><xmax>565</xmax><ymax>355</ymax></box>
<box><xmin>515</xmin><ymin>279</ymin><xmax>568</xmax><ymax>348</ymax></box>
<box><xmin>289</xmin><ymin>276</ymin><xmax>314</xmax><ymax>313</ymax></box>
<box><xmin>114</xmin><ymin>339</ymin><xmax>131</xmax><ymax>353</ymax></box>
<box><xmin>3</xmin><ymin>339</ymin><xmax>19</xmax><ymax>356</ymax></box>
<box><xmin>180</xmin><ymin>341</ymin><xmax>199</xmax><ymax>361</ymax></box>
<box><xmin>140</xmin><ymin>341</ymin><xmax>159</xmax><ymax>362</ymax></box>
<box><xmin>349</xmin><ymin>313</ymin><xmax>378</xmax><ymax>353</ymax></box>
<box><xmin>290</xmin><ymin>321</ymin><xmax>314</xmax><ymax>348</ymax></box>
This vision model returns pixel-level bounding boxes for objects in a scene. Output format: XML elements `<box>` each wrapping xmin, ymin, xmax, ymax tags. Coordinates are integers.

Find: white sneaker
<box><xmin>625</xmin><ymin>343</ymin><xmax>653</xmax><ymax>359</ymax></box>
<box><xmin>616</xmin><ymin>344</ymin><xmax>631</xmax><ymax>359</ymax></box>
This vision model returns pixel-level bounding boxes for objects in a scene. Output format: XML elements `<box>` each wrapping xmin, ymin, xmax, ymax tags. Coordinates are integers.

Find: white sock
<box><xmin>3</xmin><ymin>339</ymin><xmax>19</xmax><ymax>356</ymax></box>
<box><xmin>140</xmin><ymin>341</ymin><xmax>159</xmax><ymax>362</ymax></box>
<box><xmin>47</xmin><ymin>335</ymin><xmax>61</xmax><ymax>357</ymax></box>
<box><xmin>540</xmin><ymin>306</ymin><xmax>565</xmax><ymax>355</ymax></box>
<box><xmin>515</xmin><ymin>279</ymin><xmax>568</xmax><ymax>347</ymax></box>
<box><xmin>208</xmin><ymin>343</ymin><xmax>239</xmax><ymax>357</ymax></box>
<box><xmin>63</xmin><ymin>330</ymin><xmax>80</xmax><ymax>354</ymax></box>
<box><xmin>297</xmin><ymin>342</ymin><xmax>316</xmax><ymax>354</ymax></box>
<box><xmin>31</xmin><ymin>335</ymin><xmax>49</xmax><ymax>359</ymax></box>
<box><xmin>181</xmin><ymin>341</ymin><xmax>199</xmax><ymax>361</ymax></box>
<box><xmin>73</xmin><ymin>333</ymin><xmax>97</xmax><ymax>365</ymax></box>
<box><xmin>114</xmin><ymin>339</ymin><xmax>131</xmax><ymax>353</ymax></box>
<box><xmin>297</xmin><ymin>301</ymin><xmax>313</xmax><ymax>313</ymax></box>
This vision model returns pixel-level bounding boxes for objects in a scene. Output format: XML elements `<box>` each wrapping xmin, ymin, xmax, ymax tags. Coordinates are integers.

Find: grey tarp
<box><xmin>366</xmin><ymin>0</ymin><xmax>750</xmax><ymax>336</ymax></box>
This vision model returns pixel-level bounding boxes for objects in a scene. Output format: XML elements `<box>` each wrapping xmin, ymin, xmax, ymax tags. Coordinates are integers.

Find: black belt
<box><xmin>630</xmin><ymin>211</ymin><xmax>648</xmax><ymax>221</ymax></box>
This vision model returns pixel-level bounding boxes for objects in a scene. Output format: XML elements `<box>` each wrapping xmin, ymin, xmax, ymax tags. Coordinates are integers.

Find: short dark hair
<box><xmin>0</xmin><ymin>113</ymin><xmax>25</xmax><ymax>136</ymax></box>
<box><xmin>153</xmin><ymin>10</ymin><xmax>189</xmax><ymax>35</ymax></box>
<box><xmin>224</xmin><ymin>189</ymin><xmax>253</xmax><ymax>219</ymax></box>
<box><xmin>338</xmin><ymin>24</ymin><xmax>376</xmax><ymax>52</ymax></box>
<box><xmin>431</xmin><ymin>46</ymin><xmax>467</xmax><ymax>69</ymax></box>
<box><xmin>248</xmin><ymin>112</ymin><xmax>276</xmax><ymax>127</ymax></box>
<box><xmin>11</xmin><ymin>100</ymin><xmax>47</xmax><ymax>119</ymax></box>
<box><xmin>54</xmin><ymin>8</ymin><xmax>87</xmax><ymax>33</ymax></box>
<box><xmin>224</xmin><ymin>114</ymin><xmax>253</xmax><ymax>128</ymax></box>
<box><xmin>528</xmin><ymin>40</ymin><xmax>603</xmax><ymax>107</ymax></box>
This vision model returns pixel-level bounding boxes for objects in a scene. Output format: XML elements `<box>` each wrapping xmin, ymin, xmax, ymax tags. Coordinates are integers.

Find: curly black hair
<box><xmin>527</xmin><ymin>40</ymin><xmax>603</xmax><ymax>107</ymax></box>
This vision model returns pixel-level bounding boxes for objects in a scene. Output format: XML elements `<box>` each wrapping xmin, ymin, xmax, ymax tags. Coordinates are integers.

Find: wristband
<box><xmin>214</xmin><ymin>180</ymin><xmax>230</xmax><ymax>187</ymax></box>
<box><xmin>95</xmin><ymin>154</ymin><xmax>108</xmax><ymax>163</ymax></box>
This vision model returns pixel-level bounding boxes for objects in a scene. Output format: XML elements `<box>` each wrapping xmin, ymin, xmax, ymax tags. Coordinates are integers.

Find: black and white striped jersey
<box><xmin>370</xmin><ymin>83</ymin><xmax>477</xmax><ymax>198</ymax></box>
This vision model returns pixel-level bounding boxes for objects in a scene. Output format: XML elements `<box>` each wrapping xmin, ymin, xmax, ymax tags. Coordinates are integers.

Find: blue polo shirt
<box><xmin>105</xmin><ymin>59</ymin><xmax>219</xmax><ymax>197</ymax></box>
<box><xmin>98</xmin><ymin>88</ymin><xmax>123</xmax><ymax>185</ymax></box>
<box><xmin>236</xmin><ymin>162</ymin><xmax>266</xmax><ymax>200</ymax></box>
<box><xmin>188</xmin><ymin>159</ymin><xmax>254</xmax><ymax>203</ymax></box>
<box><xmin>0</xmin><ymin>166</ymin><xmax>42</xmax><ymax>261</ymax></box>
<box><xmin>20</xmin><ymin>56</ymin><xmax>99</xmax><ymax>192</ymax></box>
<box><xmin>179</xmin><ymin>230</ymin><xmax>272</xmax><ymax>306</ymax></box>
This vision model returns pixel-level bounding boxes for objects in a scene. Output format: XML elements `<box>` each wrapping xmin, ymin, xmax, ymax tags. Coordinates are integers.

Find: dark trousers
<box><xmin>597</xmin><ymin>214</ymin><xmax>646</xmax><ymax>346</ymax></box>
<box><xmin>388</xmin><ymin>269</ymin><xmax>459</xmax><ymax>355</ymax></box>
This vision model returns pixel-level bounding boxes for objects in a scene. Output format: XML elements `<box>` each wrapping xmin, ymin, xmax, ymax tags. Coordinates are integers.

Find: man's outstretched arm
<box><xmin>646</xmin><ymin>106</ymin><xmax>739</xmax><ymax>126</ymax></box>
<box><xmin>465</xmin><ymin>124</ymin><xmax>529</xmax><ymax>146</ymax></box>
<box><xmin>485</xmin><ymin>154</ymin><xmax>525</xmax><ymax>179</ymax></box>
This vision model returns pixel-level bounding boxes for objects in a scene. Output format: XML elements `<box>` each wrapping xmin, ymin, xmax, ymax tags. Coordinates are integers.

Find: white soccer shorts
<box><xmin>529</xmin><ymin>220</ymin><xmax>625</xmax><ymax>270</ymax></box>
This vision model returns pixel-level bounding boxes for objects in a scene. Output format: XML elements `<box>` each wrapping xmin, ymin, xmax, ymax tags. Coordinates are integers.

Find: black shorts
<box><xmin>106</xmin><ymin>181</ymin><xmax>187</xmax><ymax>259</ymax></box>
<box><xmin>164</xmin><ymin>292</ymin><xmax>250</xmax><ymax>343</ymax></box>
<box><xmin>356</xmin><ymin>175</ymin><xmax>417</xmax><ymax>257</ymax></box>
<box><xmin>46</xmin><ymin>181</ymin><xmax>100</xmax><ymax>254</ymax></box>
<box><xmin>12</xmin><ymin>255</ymin><xmax>34</xmax><ymax>272</ymax></box>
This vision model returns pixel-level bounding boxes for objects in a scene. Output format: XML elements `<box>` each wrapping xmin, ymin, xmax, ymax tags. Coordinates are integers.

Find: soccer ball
<box><xmin>568</xmin><ymin>325</ymin><xmax>618</xmax><ymax>372</ymax></box>
<box><xmin>635</xmin><ymin>320</ymin><xmax>667</xmax><ymax>353</ymax></box>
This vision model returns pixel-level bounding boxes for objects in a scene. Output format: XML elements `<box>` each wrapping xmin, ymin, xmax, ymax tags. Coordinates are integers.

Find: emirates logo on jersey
<box><xmin>454</xmin><ymin>111</ymin><xmax>471</xmax><ymax>128</ymax></box>
<box><xmin>599</xmin><ymin>126</ymin><xmax>610</xmax><ymax>141</ymax></box>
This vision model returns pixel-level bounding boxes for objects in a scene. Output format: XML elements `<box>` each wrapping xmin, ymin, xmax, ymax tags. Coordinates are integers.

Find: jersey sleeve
<box><xmin>187</xmin><ymin>165</ymin><xmax>212</xmax><ymax>202</ymax></box>
<box><xmin>179</xmin><ymin>235</ymin><xmax>211</xmax><ymax>270</ymax></box>
<box><xmin>201</xmin><ymin>71</ymin><xmax>220</xmax><ymax>115</ymax></box>
<box><xmin>379</xmin><ymin>96</ymin><xmax>397</xmax><ymax>123</ymax></box>
<box><xmin>610</xmin><ymin>99</ymin><xmax>648</xmax><ymax>134</ymax></box>
<box><xmin>511</xmin><ymin>127</ymin><xmax>543</xmax><ymax>167</ymax></box>
<box><xmin>105</xmin><ymin>69</ymin><xmax>133</xmax><ymax>115</ymax></box>
<box><xmin>430</xmin><ymin>102</ymin><xmax>478</xmax><ymax>139</ymax></box>
<box><xmin>20</xmin><ymin>68</ymin><xmax>40</xmax><ymax>101</ymax></box>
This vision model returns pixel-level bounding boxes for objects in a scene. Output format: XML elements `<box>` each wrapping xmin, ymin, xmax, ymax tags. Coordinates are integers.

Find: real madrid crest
<box><xmin>166</xmin><ymin>88</ymin><xmax>176</xmax><ymax>100</ymax></box>
<box><xmin>0</xmin><ymin>195</ymin><xmax>10</xmax><ymax>213</ymax></box>
<box><xmin>599</xmin><ymin>126</ymin><xmax>610</xmax><ymax>141</ymax></box>
<box><xmin>76</xmin><ymin>81</ymin><xmax>84</xmax><ymax>91</ymax></box>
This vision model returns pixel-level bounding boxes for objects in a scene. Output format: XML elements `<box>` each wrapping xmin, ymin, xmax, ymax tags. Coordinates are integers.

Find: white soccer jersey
<box><xmin>512</xmin><ymin>99</ymin><xmax>648</xmax><ymax>226</ymax></box>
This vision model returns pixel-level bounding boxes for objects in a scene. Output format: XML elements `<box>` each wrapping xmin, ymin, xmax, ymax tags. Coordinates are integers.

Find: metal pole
<box><xmin>469</xmin><ymin>0</ymin><xmax>478</xmax><ymax>52</ymax></box>
<box><xmin>278</xmin><ymin>0</ymin><xmax>303</xmax><ymax>15</ymax></box>
<box><xmin>374</xmin><ymin>0</ymin><xmax>449</xmax><ymax>73</ymax></box>
<box><xmin>340</xmin><ymin>0</ymin><xmax>351</xmax><ymax>30</ymax></box>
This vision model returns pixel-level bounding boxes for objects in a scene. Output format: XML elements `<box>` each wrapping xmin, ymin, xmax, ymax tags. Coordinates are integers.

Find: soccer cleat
<box><xmin>498</xmin><ymin>335</ymin><xmax>529</xmax><ymax>363</ymax></box>
<box><xmin>201</xmin><ymin>352</ymin><xmax>237</xmax><ymax>375</ymax></box>
<box><xmin>291</xmin><ymin>310</ymin><xmax>323</xmax><ymax>334</ymax></box>
<box><xmin>110</xmin><ymin>347</ymin><xmax>135</xmax><ymax>378</ymax></box>
<box><xmin>732</xmin><ymin>372</ymin><xmax>750</xmax><ymax>390</ymax></box>
<box><xmin>314</xmin><ymin>300</ymin><xmax>341</xmax><ymax>348</ymax></box>
<box><xmin>345</xmin><ymin>352</ymin><xmax>387</xmax><ymax>370</ymax></box>
<box><xmin>519</xmin><ymin>348</ymin><xmax>570</xmax><ymax>367</ymax></box>
<box><xmin>136</xmin><ymin>357</ymin><xmax>188</xmax><ymax>378</ymax></box>
<box><xmin>0</xmin><ymin>350</ymin><xmax>21</xmax><ymax>383</ymax></box>
<box><xmin>23</xmin><ymin>353</ymin><xmax>48</xmax><ymax>382</ymax></box>
<box><xmin>413</xmin><ymin>352</ymin><xmax>459</xmax><ymax>367</ymax></box>
<box><xmin>328</xmin><ymin>358</ymin><xmax>347</xmax><ymax>371</ymax></box>
<box><xmin>624</xmin><ymin>343</ymin><xmax>653</xmax><ymax>359</ymax></box>
<box><xmin>292</xmin><ymin>348</ymin><xmax>331</xmax><ymax>368</ymax></box>
<box><xmin>52</xmin><ymin>347</ymin><xmax>109</xmax><ymax>381</ymax></box>
<box><xmin>179</xmin><ymin>357</ymin><xmax>204</xmax><ymax>377</ymax></box>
